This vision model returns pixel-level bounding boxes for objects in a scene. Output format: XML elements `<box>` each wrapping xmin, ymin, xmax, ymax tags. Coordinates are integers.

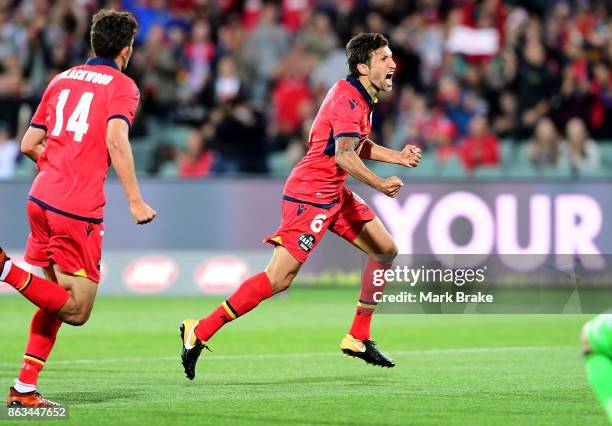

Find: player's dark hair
<box><xmin>90</xmin><ymin>9</ymin><xmax>138</xmax><ymax>59</ymax></box>
<box><xmin>346</xmin><ymin>33</ymin><xmax>389</xmax><ymax>77</ymax></box>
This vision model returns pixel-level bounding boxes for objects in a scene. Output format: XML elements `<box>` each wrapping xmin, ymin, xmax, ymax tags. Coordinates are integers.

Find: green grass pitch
<box><xmin>0</xmin><ymin>289</ymin><xmax>606</xmax><ymax>425</ymax></box>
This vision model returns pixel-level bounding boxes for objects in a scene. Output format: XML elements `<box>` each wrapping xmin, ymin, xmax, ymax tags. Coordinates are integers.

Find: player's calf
<box><xmin>180</xmin><ymin>248</ymin><xmax>300</xmax><ymax>380</ymax></box>
<box><xmin>180</xmin><ymin>272</ymin><xmax>276</xmax><ymax>380</ymax></box>
<box><xmin>52</xmin><ymin>271</ymin><xmax>98</xmax><ymax>326</ymax></box>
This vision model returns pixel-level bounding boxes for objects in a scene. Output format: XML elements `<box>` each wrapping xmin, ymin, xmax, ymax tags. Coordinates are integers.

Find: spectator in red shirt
<box><xmin>183</xmin><ymin>20</ymin><xmax>215</xmax><ymax>100</ymax></box>
<box><xmin>458</xmin><ymin>114</ymin><xmax>500</xmax><ymax>171</ymax></box>
<box><xmin>282</xmin><ymin>0</ymin><xmax>312</xmax><ymax>32</ymax></box>
<box><xmin>591</xmin><ymin>62</ymin><xmax>612</xmax><ymax>139</ymax></box>
<box><xmin>271</xmin><ymin>47</ymin><xmax>313</xmax><ymax>135</ymax></box>
<box><xmin>421</xmin><ymin>103</ymin><xmax>457</xmax><ymax>164</ymax></box>
<box><xmin>179</xmin><ymin>128</ymin><xmax>213</xmax><ymax>178</ymax></box>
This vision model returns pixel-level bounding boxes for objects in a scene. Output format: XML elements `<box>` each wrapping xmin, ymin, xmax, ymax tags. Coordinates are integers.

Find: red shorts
<box><xmin>264</xmin><ymin>187</ymin><xmax>376</xmax><ymax>263</ymax></box>
<box><xmin>25</xmin><ymin>200</ymin><xmax>104</xmax><ymax>283</ymax></box>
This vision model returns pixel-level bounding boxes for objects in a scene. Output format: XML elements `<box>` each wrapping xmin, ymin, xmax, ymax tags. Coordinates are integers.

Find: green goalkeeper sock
<box><xmin>586</xmin><ymin>353</ymin><xmax>612</xmax><ymax>422</ymax></box>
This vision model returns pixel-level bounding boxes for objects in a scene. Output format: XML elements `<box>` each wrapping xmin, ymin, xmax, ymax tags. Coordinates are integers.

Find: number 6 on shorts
<box><xmin>310</xmin><ymin>214</ymin><xmax>327</xmax><ymax>233</ymax></box>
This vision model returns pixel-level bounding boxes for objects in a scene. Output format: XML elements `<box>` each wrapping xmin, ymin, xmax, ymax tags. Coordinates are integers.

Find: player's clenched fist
<box><xmin>378</xmin><ymin>176</ymin><xmax>403</xmax><ymax>198</ymax></box>
<box><xmin>400</xmin><ymin>145</ymin><xmax>422</xmax><ymax>168</ymax></box>
<box><xmin>130</xmin><ymin>199</ymin><xmax>157</xmax><ymax>225</ymax></box>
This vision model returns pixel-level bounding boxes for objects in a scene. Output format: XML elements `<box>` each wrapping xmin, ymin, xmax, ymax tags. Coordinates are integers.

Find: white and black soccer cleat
<box><xmin>179</xmin><ymin>319</ymin><xmax>210</xmax><ymax>380</ymax></box>
<box><xmin>340</xmin><ymin>334</ymin><xmax>396</xmax><ymax>368</ymax></box>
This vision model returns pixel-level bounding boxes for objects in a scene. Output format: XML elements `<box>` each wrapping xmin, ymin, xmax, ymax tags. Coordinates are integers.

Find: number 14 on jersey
<box><xmin>50</xmin><ymin>89</ymin><xmax>94</xmax><ymax>142</ymax></box>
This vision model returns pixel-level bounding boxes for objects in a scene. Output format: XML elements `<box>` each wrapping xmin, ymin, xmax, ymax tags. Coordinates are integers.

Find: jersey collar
<box><xmin>85</xmin><ymin>57</ymin><xmax>120</xmax><ymax>71</ymax></box>
<box><xmin>346</xmin><ymin>75</ymin><xmax>378</xmax><ymax>109</ymax></box>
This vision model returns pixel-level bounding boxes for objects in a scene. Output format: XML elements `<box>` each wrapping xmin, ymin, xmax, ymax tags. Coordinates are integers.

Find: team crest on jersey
<box><xmin>298</xmin><ymin>233</ymin><xmax>315</xmax><ymax>252</ymax></box>
<box><xmin>297</xmin><ymin>204</ymin><xmax>306</xmax><ymax>216</ymax></box>
<box><xmin>352</xmin><ymin>191</ymin><xmax>366</xmax><ymax>205</ymax></box>
<box><xmin>349</xmin><ymin>99</ymin><xmax>357</xmax><ymax>110</ymax></box>
<box><xmin>85</xmin><ymin>224</ymin><xmax>93</xmax><ymax>237</ymax></box>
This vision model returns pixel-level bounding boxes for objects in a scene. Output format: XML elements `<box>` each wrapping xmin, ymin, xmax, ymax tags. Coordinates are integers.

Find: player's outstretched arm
<box><xmin>359</xmin><ymin>139</ymin><xmax>422</xmax><ymax>167</ymax></box>
<box><xmin>107</xmin><ymin>118</ymin><xmax>157</xmax><ymax>225</ymax></box>
<box><xmin>335</xmin><ymin>136</ymin><xmax>403</xmax><ymax>198</ymax></box>
<box><xmin>20</xmin><ymin>127</ymin><xmax>47</xmax><ymax>163</ymax></box>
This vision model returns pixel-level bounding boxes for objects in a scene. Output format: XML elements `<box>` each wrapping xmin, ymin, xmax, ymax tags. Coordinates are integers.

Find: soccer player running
<box><xmin>180</xmin><ymin>33</ymin><xmax>422</xmax><ymax>380</ymax></box>
<box><xmin>0</xmin><ymin>10</ymin><xmax>156</xmax><ymax>406</ymax></box>
<box><xmin>581</xmin><ymin>313</ymin><xmax>612</xmax><ymax>422</ymax></box>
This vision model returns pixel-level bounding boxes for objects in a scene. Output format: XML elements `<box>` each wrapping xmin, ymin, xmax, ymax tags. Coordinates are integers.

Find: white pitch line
<box><xmin>0</xmin><ymin>346</ymin><xmax>574</xmax><ymax>368</ymax></box>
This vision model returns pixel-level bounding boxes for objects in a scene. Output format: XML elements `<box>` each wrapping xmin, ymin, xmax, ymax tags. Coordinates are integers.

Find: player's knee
<box><xmin>59</xmin><ymin>304</ymin><xmax>92</xmax><ymax>326</ymax></box>
<box><xmin>270</xmin><ymin>276</ymin><xmax>294</xmax><ymax>293</ymax></box>
<box><xmin>264</xmin><ymin>255</ymin><xmax>299</xmax><ymax>294</ymax></box>
<box><xmin>581</xmin><ymin>323</ymin><xmax>593</xmax><ymax>354</ymax></box>
<box><xmin>386</xmin><ymin>243</ymin><xmax>399</xmax><ymax>259</ymax></box>
<box><xmin>268</xmin><ymin>271</ymin><xmax>296</xmax><ymax>293</ymax></box>
<box><xmin>371</xmin><ymin>242</ymin><xmax>398</xmax><ymax>263</ymax></box>
<box><xmin>63</xmin><ymin>311</ymin><xmax>90</xmax><ymax>326</ymax></box>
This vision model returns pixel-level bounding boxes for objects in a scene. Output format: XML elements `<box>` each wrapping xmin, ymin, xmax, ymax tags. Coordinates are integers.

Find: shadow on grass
<box><xmin>215</xmin><ymin>374</ymin><xmax>394</xmax><ymax>387</ymax></box>
<box><xmin>50</xmin><ymin>389</ymin><xmax>138</xmax><ymax>405</ymax></box>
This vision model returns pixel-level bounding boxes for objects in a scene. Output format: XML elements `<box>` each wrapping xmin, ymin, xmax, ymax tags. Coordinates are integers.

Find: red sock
<box><xmin>18</xmin><ymin>309</ymin><xmax>62</xmax><ymax>386</ymax></box>
<box><xmin>195</xmin><ymin>272</ymin><xmax>273</xmax><ymax>342</ymax></box>
<box><xmin>349</xmin><ymin>258</ymin><xmax>392</xmax><ymax>341</ymax></box>
<box><xmin>4</xmin><ymin>263</ymin><xmax>69</xmax><ymax>313</ymax></box>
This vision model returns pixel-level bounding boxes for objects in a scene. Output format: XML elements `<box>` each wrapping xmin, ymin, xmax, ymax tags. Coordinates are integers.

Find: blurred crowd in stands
<box><xmin>0</xmin><ymin>0</ymin><xmax>611</xmax><ymax>180</ymax></box>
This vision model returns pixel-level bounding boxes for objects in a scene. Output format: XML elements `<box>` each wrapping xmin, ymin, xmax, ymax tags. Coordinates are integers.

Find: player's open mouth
<box><xmin>385</xmin><ymin>72</ymin><xmax>394</xmax><ymax>85</ymax></box>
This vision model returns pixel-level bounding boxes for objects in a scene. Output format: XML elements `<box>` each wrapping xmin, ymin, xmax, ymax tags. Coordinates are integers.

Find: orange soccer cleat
<box><xmin>7</xmin><ymin>387</ymin><xmax>60</xmax><ymax>407</ymax></box>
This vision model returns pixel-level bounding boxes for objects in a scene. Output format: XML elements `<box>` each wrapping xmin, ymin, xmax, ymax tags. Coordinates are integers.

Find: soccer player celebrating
<box><xmin>180</xmin><ymin>33</ymin><xmax>421</xmax><ymax>380</ymax></box>
<box><xmin>581</xmin><ymin>313</ymin><xmax>612</xmax><ymax>422</ymax></box>
<box><xmin>0</xmin><ymin>10</ymin><xmax>156</xmax><ymax>406</ymax></box>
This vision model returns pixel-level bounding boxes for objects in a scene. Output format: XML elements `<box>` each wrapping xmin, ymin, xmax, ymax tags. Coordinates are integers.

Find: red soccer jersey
<box><xmin>29</xmin><ymin>57</ymin><xmax>140</xmax><ymax>220</ymax></box>
<box><xmin>283</xmin><ymin>76</ymin><xmax>375</xmax><ymax>205</ymax></box>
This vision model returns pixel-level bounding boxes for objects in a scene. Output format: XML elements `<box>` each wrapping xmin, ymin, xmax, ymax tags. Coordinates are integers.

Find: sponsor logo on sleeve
<box><xmin>298</xmin><ymin>233</ymin><xmax>316</xmax><ymax>252</ymax></box>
